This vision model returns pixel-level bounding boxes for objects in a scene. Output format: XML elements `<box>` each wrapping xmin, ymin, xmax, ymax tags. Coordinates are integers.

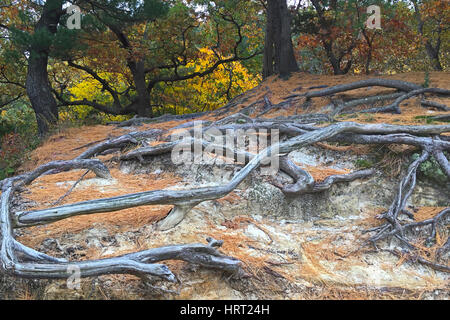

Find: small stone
<box><xmin>244</xmin><ymin>224</ymin><xmax>271</xmax><ymax>243</ymax></box>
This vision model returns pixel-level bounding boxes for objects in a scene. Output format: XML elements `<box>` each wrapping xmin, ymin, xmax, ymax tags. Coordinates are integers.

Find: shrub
<box><xmin>0</xmin><ymin>102</ymin><xmax>39</xmax><ymax>179</ymax></box>
<box><xmin>412</xmin><ymin>153</ymin><xmax>448</xmax><ymax>185</ymax></box>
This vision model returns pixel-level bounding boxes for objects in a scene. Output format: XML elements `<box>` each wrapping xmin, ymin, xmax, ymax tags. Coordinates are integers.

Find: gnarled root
<box><xmin>2</xmin><ymin>116</ymin><xmax>450</xmax><ymax>283</ymax></box>
<box><xmin>1</xmin><ymin>181</ymin><xmax>242</xmax><ymax>281</ymax></box>
<box><xmin>304</xmin><ymin>79</ymin><xmax>450</xmax><ymax>115</ymax></box>
<box><xmin>364</xmin><ymin>149</ymin><xmax>450</xmax><ymax>272</ymax></box>
<box><xmin>273</xmin><ymin>156</ymin><xmax>375</xmax><ymax>196</ymax></box>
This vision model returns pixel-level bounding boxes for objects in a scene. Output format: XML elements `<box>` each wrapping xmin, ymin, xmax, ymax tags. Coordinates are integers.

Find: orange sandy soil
<box><xmin>20</xmin><ymin>125</ymin><xmax>128</xmax><ymax>170</ymax></box>
<box><xmin>17</xmin><ymin>169</ymin><xmax>180</xmax><ymax>247</ymax></box>
<box><xmin>296</xmin><ymin>163</ymin><xmax>351</xmax><ymax>181</ymax></box>
<box><xmin>13</xmin><ymin>71</ymin><xmax>450</xmax><ymax>255</ymax></box>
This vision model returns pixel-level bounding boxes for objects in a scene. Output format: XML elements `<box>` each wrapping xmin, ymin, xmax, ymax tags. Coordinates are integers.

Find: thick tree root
<box><xmin>421</xmin><ymin>100</ymin><xmax>449</xmax><ymax>111</ymax></box>
<box><xmin>305</xmin><ymin>79</ymin><xmax>422</xmax><ymax>99</ymax></box>
<box><xmin>1</xmin><ymin>180</ymin><xmax>242</xmax><ymax>282</ymax></box>
<box><xmin>272</xmin><ymin>156</ymin><xmax>370</xmax><ymax>194</ymax></box>
<box><xmin>156</xmin><ymin>203</ymin><xmax>200</xmax><ymax>231</ymax></box>
<box><xmin>302</xmin><ymin>79</ymin><xmax>450</xmax><ymax>115</ymax></box>
<box><xmin>111</xmin><ymin>112</ymin><xmax>207</xmax><ymax>127</ymax></box>
<box><xmin>13</xmin><ymin>123</ymin><xmax>449</xmax><ymax>230</ymax></box>
<box><xmin>1</xmin><ymin>159</ymin><xmax>112</xmax><ymax>190</ymax></box>
<box><xmin>331</xmin><ymin>92</ymin><xmax>404</xmax><ymax>116</ymax></box>
<box><xmin>272</xmin><ymin>157</ymin><xmax>375</xmax><ymax>195</ymax></box>
<box><xmin>76</xmin><ymin>129</ymin><xmax>163</xmax><ymax>159</ymax></box>
<box><xmin>431</xmin><ymin>114</ymin><xmax>450</xmax><ymax>122</ymax></box>
<box><xmin>360</xmin><ymin>88</ymin><xmax>450</xmax><ymax>114</ymax></box>
<box><xmin>0</xmin><ymin>134</ymin><xmax>245</xmax><ymax>283</ymax></box>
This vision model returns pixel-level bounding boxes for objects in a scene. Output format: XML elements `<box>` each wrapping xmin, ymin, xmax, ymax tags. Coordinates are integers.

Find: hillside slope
<box><xmin>1</xmin><ymin>71</ymin><xmax>449</xmax><ymax>300</ymax></box>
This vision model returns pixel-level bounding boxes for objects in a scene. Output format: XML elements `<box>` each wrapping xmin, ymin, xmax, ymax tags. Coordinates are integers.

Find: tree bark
<box><xmin>424</xmin><ymin>41</ymin><xmax>443</xmax><ymax>71</ymax></box>
<box><xmin>263</xmin><ymin>0</ymin><xmax>299</xmax><ymax>79</ymax></box>
<box><xmin>129</xmin><ymin>60</ymin><xmax>153</xmax><ymax>117</ymax></box>
<box><xmin>25</xmin><ymin>0</ymin><xmax>64</xmax><ymax>136</ymax></box>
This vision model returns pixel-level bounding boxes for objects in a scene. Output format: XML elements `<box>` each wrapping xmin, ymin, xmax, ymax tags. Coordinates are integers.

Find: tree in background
<box><xmin>0</xmin><ymin>0</ymin><xmax>86</xmax><ymax>135</ymax></box>
<box><xmin>305</xmin><ymin>0</ymin><xmax>359</xmax><ymax>75</ymax></box>
<box><xmin>153</xmin><ymin>48</ymin><xmax>260</xmax><ymax>114</ymax></box>
<box><xmin>292</xmin><ymin>0</ymin><xmax>448</xmax><ymax>75</ymax></box>
<box><xmin>1</xmin><ymin>0</ymin><xmax>448</xmax><ymax>138</ymax></box>
<box><xmin>0</xmin><ymin>1</ymin><xmax>36</xmax><ymax>132</ymax></box>
<box><xmin>353</xmin><ymin>1</ymin><xmax>418</xmax><ymax>74</ymax></box>
<box><xmin>60</xmin><ymin>47</ymin><xmax>259</xmax><ymax>118</ymax></box>
<box><xmin>0</xmin><ymin>0</ymin><xmax>264</xmax><ymax>135</ymax></box>
<box><xmin>262</xmin><ymin>0</ymin><xmax>299</xmax><ymax>79</ymax></box>
<box><xmin>0</xmin><ymin>1</ymin><xmax>26</xmax><ymax>114</ymax></box>
<box><xmin>53</xmin><ymin>0</ymin><xmax>262</xmax><ymax>118</ymax></box>
<box><xmin>410</xmin><ymin>0</ymin><xmax>449</xmax><ymax>71</ymax></box>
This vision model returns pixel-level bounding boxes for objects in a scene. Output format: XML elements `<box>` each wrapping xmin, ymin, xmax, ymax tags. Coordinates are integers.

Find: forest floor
<box><xmin>1</xmin><ymin>71</ymin><xmax>449</xmax><ymax>300</ymax></box>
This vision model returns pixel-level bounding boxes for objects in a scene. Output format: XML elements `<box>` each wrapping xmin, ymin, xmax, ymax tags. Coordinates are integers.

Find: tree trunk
<box><xmin>263</xmin><ymin>0</ymin><xmax>299</xmax><ymax>79</ymax></box>
<box><xmin>425</xmin><ymin>41</ymin><xmax>443</xmax><ymax>71</ymax></box>
<box><xmin>262</xmin><ymin>4</ymin><xmax>275</xmax><ymax>79</ymax></box>
<box><xmin>411</xmin><ymin>0</ymin><xmax>443</xmax><ymax>72</ymax></box>
<box><xmin>277</xmin><ymin>0</ymin><xmax>299</xmax><ymax>77</ymax></box>
<box><xmin>323</xmin><ymin>41</ymin><xmax>344</xmax><ymax>75</ymax></box>
<box><xmin>108</xmin><ymin>22</ymin><xmax>153</xmax><ymax>118</ymax></box>
<box><xmin>25</xmin><ymin>0</ymin><xmax>63</xmax><ymax>136</ymax></box>
<box><xmin>364</xmin><ymin>39</ymin><xmax>373</xmax><ymax>75</ymax></box>
<box><xmin>129</xmin><ymin>60</ymin><xmax>153</xmax><ymax>117</ymax></box>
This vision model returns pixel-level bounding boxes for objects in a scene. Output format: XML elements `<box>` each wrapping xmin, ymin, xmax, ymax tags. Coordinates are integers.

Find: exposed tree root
<box><xmin>50</xmin><ymin>170</ymin><xmax>91</xmax><ymax>206</ymax></box>
<box><xmin>1</xmin><ymin>89</ymin><xmax>450</xmax><ymax>284</ymax></box>
<box><xmin>305</xmin><ymin>79</ymin><xmax>422</xmax><ymax>99</ymax></box>
<box><xmin>1</xmin><ymin>159</ymin><xmax>112</xmax><ymax>190</ymax></box>
<box><xmin>421</xmin><ymin>100</ymin><xmax>449</xmax><ymax>111</ymax></box>
<box><xmin>363</xmin><ymin>149</ymin><xmax>450</xmax><ymax>272</ymax></box>
<box><xmin>273</xmin><ymin>156</ymin><xmax>375</xmax><ymax>196</ymax></box>
<box><xmin>382</xmin><ymin>248</ymin><xmax>450</xmax><ymax>273</ymax></box>
<box><xmin>331</xmin><ymin>92</ymin><xmax>404</xmax><ymax>116</ymax></box>
<box><xmin>75</xmin><ymin>129</ymin><xmax>163</xmax><ymax>160</ymax></box>
<box><xmin>110</xmin><ymin>112</ymin><xmax>207</xmax><ymax>127</ymax></box>
<box><xmin>156</xmin><ymin>203</ymin><xmax>200</xmax><ymax>231</ymax></box>
<box><xmin>274</xmin><ymin>156</ymin><xmax>315</xmax><ymax>194</ymax></box>
<box><xmin>302</xmin><ymin>78</ymin><xmax>450</xmax><ymax>115</ymax></box>
<box><xmin>359</xmin><ymin>88</ymin><xmax>450</xmax><ymax>114</ymax></box>
<box><xmin>431</xmin><ymin>114</ymin><xmax>450</xmax><ymax>122</ymax></box>
<box><xmin>1</xmin><ymin>180</ymin><xmax>242</xmax><ymax>282</ymax></box>
<box><xmin>14</xmin><ymin>122</ymin><xmax>449</xmax><ymax>228</ymax></box>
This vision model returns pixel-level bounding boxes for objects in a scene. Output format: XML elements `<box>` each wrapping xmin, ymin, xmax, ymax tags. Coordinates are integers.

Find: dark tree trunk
<box><xmin>323</xmin><ymin>41</ymin><xmax>344</xmax><ymax>75</ymax></box>
<box><xmin>319</xmin><ymin>39</ymin><xmax>354</xmax><ymax>75</ymax></box>
<box><xmin>364</xmin><ymin>38</ymin><xmax>373</xmax><ymax>75</ymax></box>
<box><xmin>263</xmin><ymin>0</ymin><xmax>299</xmax><ymax>79</ymax></box>
<box><xmin>107</xmin><ymin>23</ymin><xmax>153</xmax><ymax>117</ymax></box>
<box><xmin>425</xmin><ymin>41</ymin><xmax>443</xmax><ymax>71</ymax></box>
<box><xmin>25</xmin><ymin>0</ymin><xmax>63</xmax><ymax>136</ymax></box>
<box><xmin>262</xmin><ymin>3</ymin><xmax>276</xmax><ymax>79</ymax></box>
<box><xmin>129</xmin><ymin>60</ymin><xmax>153</xmax><ymax>117</ymax></box>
